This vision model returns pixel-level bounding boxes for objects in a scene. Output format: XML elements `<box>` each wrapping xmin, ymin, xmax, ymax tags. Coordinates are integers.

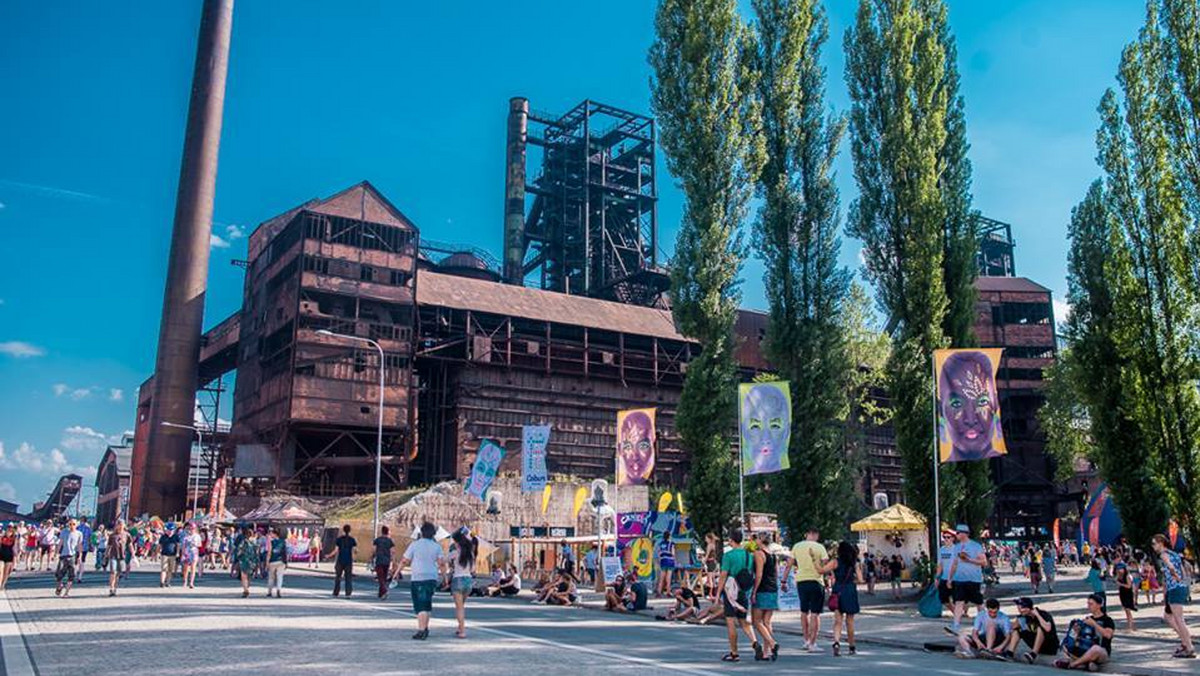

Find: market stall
<box><xmin>850</xmin><ymin>503</ymin><xmax>929</xmax><ymax>576</ymax></box>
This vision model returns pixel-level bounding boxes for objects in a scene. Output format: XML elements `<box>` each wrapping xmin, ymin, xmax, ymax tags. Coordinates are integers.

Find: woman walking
<box><xmin>106</xmin><ymin>521</ymin><xmax>131</xmax><ymax>597</ymax></box>
<box><xmin>751</xmin><ymin>531</ymin><xmax>779</xmax><ymax>661</ymax></box>
<box><xmin>181</xmin><ymin>523</ymin><xmax>202</xmax><ymax>589</ymax></box>
<box><xmin>234</xmin><ymin>525</ymin><xmax>259</xmax><ymax>598</ymax></box>
<box><xmin>450</xmin><ymin>527</ymin><xmax>478</xmax><ymax>638</ymax></box>
<box><xmin>831</xmin><ymin>541</ymin><xmax>863</xmax><ymax>657</ymax></box>
<box><xmin>0</xmin><ymin>524</ymin><xmax>17</xmax><ymax>590</ymax></box>
<box><xmin>1115</xmin><ymin>559</ymin><xmax>1138</xmax><ymax>631</ymax></box>
<box><xmin>400</xmin><ymin>521</ymin><xmax>447</xmax><ymax>640</ymax></box>
<box><xmin>265</xmin><ymin>526</ymin><xmax>288</xmax><ymax>598</ymax></box>
<box><xmin>1153</xmin><ymin>534</ymin><xmax>1195</xmax><ymax>659</ymax></box>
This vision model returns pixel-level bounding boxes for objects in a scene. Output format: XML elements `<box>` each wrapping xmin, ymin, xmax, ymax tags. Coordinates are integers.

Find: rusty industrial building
<box><xmin>119</xmin><ymin>97</ymin><xmax>1062</xmax><ymax>537</ymax></box>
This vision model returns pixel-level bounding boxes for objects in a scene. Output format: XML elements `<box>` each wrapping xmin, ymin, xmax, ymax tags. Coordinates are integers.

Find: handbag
<box><xmin>828</xmin><ymin>589</ymin><xmax>840</xmax><ymax>612</ymax></box>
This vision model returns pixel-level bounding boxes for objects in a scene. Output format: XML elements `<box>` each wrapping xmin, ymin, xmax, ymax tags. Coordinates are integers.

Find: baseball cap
<box><xmin>954</xmin><ymin>523</ymin><xmax>970</xmax><ymax>534</ymax></box>
<box><xmin>1015</xmin><ymin>597</ymin><xmax>1034</xmax><ymax>609</ymax></box>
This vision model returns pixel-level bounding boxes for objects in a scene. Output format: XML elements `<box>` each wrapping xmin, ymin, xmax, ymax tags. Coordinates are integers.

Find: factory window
<box><xmin>999</xmin><ymin>302</ymin><xmax>1052</xmax><ymax>326</ymax></box>
<box><xmin>360</xmin><ymin>265</ymin><xmax>375</xmax><ymax>282</ymax></box>
<box><xmin>302</xmin><ymin>255</ymin><xmax>329</xmax><ymax>275</ymax></box>
<box><xmin>389</xmin><ymin>270</ymin><xmax>410</xmax><ymax>286</ymax></box>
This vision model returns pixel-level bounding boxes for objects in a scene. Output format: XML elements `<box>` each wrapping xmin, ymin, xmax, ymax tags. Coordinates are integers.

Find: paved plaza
<box><xmin>0</xmin><ymin>566</ymin><xmax>1195</xmax><ymax>676</ymax></box>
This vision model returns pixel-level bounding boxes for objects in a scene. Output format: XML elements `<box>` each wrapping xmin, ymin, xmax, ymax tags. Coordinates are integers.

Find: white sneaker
<box><xmin>811</xmin><ymin>642</ymin><xmax>822</xmax><ymax>652</ymax></box>
<box><xmin>803</xmin><ymin>642</ymin><xmax>812</xmax><ymax>652</ymax></box>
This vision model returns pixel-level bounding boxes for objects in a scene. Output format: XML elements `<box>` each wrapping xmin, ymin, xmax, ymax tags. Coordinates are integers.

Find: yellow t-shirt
<box><xmin>791</xmin><ymin>540</ymin><xmax>828</xmax><ymax>582</ymax></box>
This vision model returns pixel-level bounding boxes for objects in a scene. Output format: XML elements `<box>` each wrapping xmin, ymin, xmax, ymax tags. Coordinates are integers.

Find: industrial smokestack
<box><xmin>136</xmin><ymin>0</ymin><xmax>234</xmax><ymax>518</ymax></box>
<box><xmin>503</xmin><ymin>97</ymin><xmax>528</xmax><ymax>285</ymax></box>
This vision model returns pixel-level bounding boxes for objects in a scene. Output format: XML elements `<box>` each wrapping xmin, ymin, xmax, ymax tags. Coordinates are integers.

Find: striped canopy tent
<box><xmin>850</xmin><ymin>503</ymin><xmax>927</xmax><ymax>533</ymax></box>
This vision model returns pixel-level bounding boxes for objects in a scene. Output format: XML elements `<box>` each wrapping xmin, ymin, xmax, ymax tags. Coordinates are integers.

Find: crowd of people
<box><xmin>2</xmin><ymin>514</ymin><xmax>1194</xmax><ymax>669</ymax></box>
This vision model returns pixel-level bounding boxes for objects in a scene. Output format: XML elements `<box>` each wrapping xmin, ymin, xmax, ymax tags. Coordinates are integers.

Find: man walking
<box><xmin>946</xmin><ymin>523</ymin><xmax>986</xmax><ymax>634</ymax></box>
<box><xmin>328</xmin><ymin>524</ymin><xmax>357</xmax><ymax>597</ymax></box>
<box><xmin>372</xmin><ymin>525</ymin><xmax>395</xmax><ymax>599</ymax></box>
<box><xmin>54</xmin><ymin>519</ymin><xmax>83</xmax><ymax>597</ymax></box>
<box><xmin>716</xmin><ymin>528</ymin><xmax>759</xmax><ymax>661</ymax></box>
<box><xmin>159</xmin><ymin>522</ymin><xmax>181</xmax><ymax>588</ymax></box>
<box><xmin>784</xmin><ymin>527</ymin><xmax>835</xmax><ymax>652</ymax></box>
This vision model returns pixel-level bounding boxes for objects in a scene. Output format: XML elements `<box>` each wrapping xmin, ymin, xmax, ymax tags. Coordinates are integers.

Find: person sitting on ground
<box><xmin>605</xmin><ymin>573</ymin><xmax>631</xmax><ymax>612</ymax></box>
<box><xmin>546</xmin><ymin>570</ymin><xmax>578</xmax><ymax>606</ymax></box>
<box><xmin>1003</xmin><ymin>597</ymin><xmax>1060</xmax><ymax>664</ymax></box>
<box><xmin>688</xmin><ymin>596</ymin><xmax>726</xmax><ymax>625</ymax></box>
<box><xmin>1055</xmin><ymin>592</ymin><xmax>1116</xmax><ymax>671</ymax></box>
<box><xmin>627</xmin><ymin>572</ymin><xmax>649</xmax><ymax>612</ymax></box>
<box><xmin>658</xmin><ymin>585</ymin><xmax>699</xmax><ymax>621</ymax></box>
<box><xmin>956</xmin><ymin>598</ymin><xmax>1010</xmax><ymax>659</ymax></box>
<box><xmin>534</xmin><ymin>570</ymin><xmax>563</xmax><ymax>604</ymax></box>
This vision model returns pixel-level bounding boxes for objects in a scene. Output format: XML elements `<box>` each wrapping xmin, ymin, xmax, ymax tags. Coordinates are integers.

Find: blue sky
<box><xmin>0</xmin><ymin>1</ymin><xmax>1143</xmax><ymax>512</ymax></box>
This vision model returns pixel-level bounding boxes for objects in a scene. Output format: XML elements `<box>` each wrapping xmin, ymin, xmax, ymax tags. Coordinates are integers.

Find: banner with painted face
<box><xmin>616</xmin><ymin>408</ymin><xmax>656</xmax><ymax>486</ymax></box>
<box><xmin>465</xmin><ymin>438</ymin><xmax>506</xmax><ymax>500</ymax></box>
<box><xmin>739</xmin><ymin>382</ymin><xmax>792</xmax><ymax>475</ymax></box>
<box><xmin>935</xmin><ymin>348</ymin><xmax>1008</xmax><ymax>463</ymax></box>
<box><xmin>520</xmin><ymin>424</ymin><xmax>551</xmax><ymax>493</ymax></box>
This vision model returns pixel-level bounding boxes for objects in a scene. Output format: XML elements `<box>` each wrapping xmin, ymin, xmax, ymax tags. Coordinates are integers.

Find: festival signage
<box><xmin>739</xmin><ymin>382</ymin><xmax>792</xmax><ymax>475</ymax></box>
<box><xmin>934</xmin><ymin>349</ymin><xmax>1008</xmax><ymax>463</ymax></box>
<box><xmin>465</xmin><ymin>439</ymin><xmax>506</xmax><ymax>500</ymax></box>
<box><xmin>777</xmin><ymin>569</ymin><xmax>800</xmax><ymax>612</ymax></box>
<box><xmin>616</xmin><ymin>408</ymin><xmax>656</xmax><ymax>485</ymax></box>
<box><xmin>520</xmin><ymin>424</ymin><xmax>551</xmax><ymax>492</ymax></box>
<box><xmin>602</xmin><ymin>556</ymin><xmax>623</xmax><ymax>583</ymax></box>
<box><xmin>617</xmin><ymin>511</ymin><xmax>652</xmax><ymax>543</ymax></box>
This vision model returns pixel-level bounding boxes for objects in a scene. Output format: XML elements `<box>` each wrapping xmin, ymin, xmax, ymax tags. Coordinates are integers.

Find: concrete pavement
<box><xmin>5</xmin><ymin>565</ymin><xmax>1182</xmax><ymax>676</ymax></box>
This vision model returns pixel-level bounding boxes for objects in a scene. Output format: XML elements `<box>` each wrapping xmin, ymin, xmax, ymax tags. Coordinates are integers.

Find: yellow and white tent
<box><xmin>850</xmin><ymin>503</ymin><xmax>928</xmax><ymax>533</ymax></box>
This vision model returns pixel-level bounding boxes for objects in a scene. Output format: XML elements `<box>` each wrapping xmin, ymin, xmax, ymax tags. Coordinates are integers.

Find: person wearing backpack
<box><xmin>783</xmin><ymin>527</ymin><xmax>837</xmax><ymax>652</ymax></box>
<box><xmin>716</xmin><ymin>529</ymin><xmax>760</xmax><ymax>662</ymax></box>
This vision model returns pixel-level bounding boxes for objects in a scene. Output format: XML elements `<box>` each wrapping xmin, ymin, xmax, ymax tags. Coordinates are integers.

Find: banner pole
<box><xmin>739</xmin><ymin>449</ymin><xmax>746</xmax><ymax>531</ymax></box>
<box><xmin>932</xmin><ymin>355</ymin><xmax>942</xmax><ymax>555</ymax></box>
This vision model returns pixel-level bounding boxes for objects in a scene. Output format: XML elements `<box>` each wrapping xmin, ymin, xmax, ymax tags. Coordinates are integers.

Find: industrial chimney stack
<box><xmin>134</xmin><ymin>0</ymin><xmax>234</xmax><ymax>519</ymax></box>
<box><xmin>502</xmin><ymin>97</ymin><xmax>528</xmax><ymax>286</ymax></box>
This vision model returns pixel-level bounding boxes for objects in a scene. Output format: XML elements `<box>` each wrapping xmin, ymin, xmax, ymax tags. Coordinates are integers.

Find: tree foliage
<box><xmin>651</xmin><ymin>0</ymin><xmax>764</xmax><ymax>537</ymax></box>
<box><xmin>749</xmin><ymin>0</ymin><xmax>855</xmax><ymax>538</ymax></box>
<box><xmin>844</xmin><ymin>0</ymin><xmax>989</xmax><ymax>532</ymax></box>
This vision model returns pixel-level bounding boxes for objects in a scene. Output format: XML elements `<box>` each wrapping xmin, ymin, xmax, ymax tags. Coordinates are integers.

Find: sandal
<box><xmin>1172</xmin><ymin>647</ymin><xmax>1197</xmax><ymax>659</ymax></box>
<box><xmin>721</xmin><ymin>653</ymin><xmax>740</xmax><ymax>662</ymax></box>
<box><xmin>753</xmin><ymin>642</ymin><xmax>765</xmax><ymax>661</ymax></box>
<box><xmin>848</xmin><ymin>645</ymin><xmax>857</xmax><ymax>656</ymax></box>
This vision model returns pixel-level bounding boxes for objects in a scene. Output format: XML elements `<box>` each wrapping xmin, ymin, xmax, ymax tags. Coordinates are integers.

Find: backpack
<box><xmin>1061</xmin><ymin>619</ymin><xmax>1098</xmax><ymax>658</ymax></box>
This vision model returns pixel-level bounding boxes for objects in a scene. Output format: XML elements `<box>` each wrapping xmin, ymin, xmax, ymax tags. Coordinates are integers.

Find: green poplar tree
<box><xmin>1097</xmin><ymin>5</ymin><xmax>1200</xmax><ymax>543</ymax></box>
<box><xmin>650</xmin><ymin>0</ymin><xmax>764</xmax><ymax>537</ymax></box>
<box><xmin>844</xmin><ymin>0</ymin><xmax>987</xmax><ymax>531</ymax></box>
<box><xmin>750</xmin><ymin>0</ymin><xmax>854</xmax><ymax>537</ymax></box>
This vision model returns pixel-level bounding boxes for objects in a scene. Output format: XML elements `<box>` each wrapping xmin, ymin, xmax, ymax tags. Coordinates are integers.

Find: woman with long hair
<box><xmin>0</xmin><ymin>523</ymin><xmax>17</xmax><ymax>590</ymax></box>
<box><xmin>750</xmin><ymin>531</ymin><xmax>779</xmax><ymax>661</ymax></box>
<box><xmin>1153</xmin><ymin>534</ymin><xmax>1195</xmax><ymax>659</ymax></box>
<box><xmin>450</xmin><ymin>527</ymin><xmax>479</xmax><ymax>638</ymax></box>
<box><xmin>831</xmin><ymin>540</ymin><xmax>863</xmax><ymax>657</ymax></box>
<box><xmin>234</xmin><ymin>525</ymin><xmax>258</xmax><ymax>598</ymax></box>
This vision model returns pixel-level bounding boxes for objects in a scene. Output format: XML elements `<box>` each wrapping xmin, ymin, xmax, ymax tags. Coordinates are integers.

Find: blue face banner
<box><xmin>739</xmin><ymin>382</ymin><xmax>791</xmax><ymax>475</ymax></box>
<box><xmin>521</xmin><ymin>425</ymin><xmax>551</xmax><ymax>493</ymax></box>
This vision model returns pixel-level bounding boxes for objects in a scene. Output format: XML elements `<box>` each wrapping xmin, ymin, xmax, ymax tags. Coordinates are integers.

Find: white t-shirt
<box><xmin>403</xmin><ymin>538</ymin><xmax>445</xmax><ymax>582</ymax></box>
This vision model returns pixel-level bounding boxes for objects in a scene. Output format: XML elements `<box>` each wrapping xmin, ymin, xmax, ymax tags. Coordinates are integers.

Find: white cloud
<box><xmin>1052</xmin><ymin>299</ymin><xmax>1072</xmax><ymax>328</ymax></box>
<box><xmin>0</xmin><ymin>341</ymin><xmax>45</xmax><ymax>358</ymax></box>
<box><xmin>60</xmin><ymin>425</ymin><xmax>118</xmax><ymax>452</ymax></box>
<box><xmin>52</xmin><ymin>383</ymin><xmax>93</xmax><ymax>400</ymax></box>
<box><xmin>109</xmin><ymin>388</ymin><xmax>124</xmax><ymax>402</ymax></box>
<box><xmin>0</xmin><ymin>442</ymin><xmax>73</xmax><ymax>475</ymax></box>
<box><xmin>224</xmin><ymin>223</ymin><xmax>246</xmax><ymax>240</ymax></box>
<box><xmin>0</xmin><ymin>482</ymin><xmax>15</xmax><ymax>502</ymax></box>
<box><xmin>210</xmin><ymin>233</ymin><xmax>230</xmax><ymax>249</ymax></box>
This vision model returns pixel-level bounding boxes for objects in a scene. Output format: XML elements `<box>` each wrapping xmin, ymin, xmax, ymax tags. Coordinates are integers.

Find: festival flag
<box><xmin>465</xmin><ymin>439</ymin><xmax>506</xmax><ymax>500</ymax></box>
<box><xmin>739</xmin><ymin>382</ymin><xmax>792</xmax><ymax>475</ymax></box>
<box><xmin>657</xmin><ymin>491</ymin><xmax>674</xmax><ymax>513</ymax></box>
<box><xmin>676</xmin><ymin>492</ymin><xmax>685</xmax><ymax>515</ymax></box>
<box><xmin>572</xmin><ymin>486</ymin><xmax>588</xmax><ymax>519</ymax></box>
<box><xmin>934</xmin><ymin>349</ymin><xmax>1008</xmax><ymax>463</ymax></box>
<box><xmin>541</xmin><ymin>483</ymin><xmax>552</xmax><ymax>514</ymax></box>
<box><xmin>616</xmin><ymin>408</ymin><xmax>656</xmax><ymax>486</ymax></box>
<box><xmin>520</xmin><ymin>424</ymin><xmax>551</xmax><ymax>493</ymax></box>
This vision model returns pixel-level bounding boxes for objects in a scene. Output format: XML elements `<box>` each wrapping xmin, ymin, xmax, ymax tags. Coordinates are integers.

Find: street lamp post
<box><xmin>160</xmin><ymin>421</ymin><xmax>203</xmax><ymax>520</ymax></box>
<box><xmin>316</xmin><ymin>329</ymin><xmax>385</xmax><ymax>538</ymax></box>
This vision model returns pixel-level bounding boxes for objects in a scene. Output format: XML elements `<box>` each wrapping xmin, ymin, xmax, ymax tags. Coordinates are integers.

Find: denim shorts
<box><xmin>755</xmin><ymin>591</ymin><xmax>779</xmax><ymax>610</ymax></box>
<box><xmin>411</xmin><ymin>579</ymin><xmax>437</xmax><ymax>613</ymax></box>
<box><xmin>451</xmin><ymin>576</ymin><xmax>473</xmax><ymax>595</ymax></box>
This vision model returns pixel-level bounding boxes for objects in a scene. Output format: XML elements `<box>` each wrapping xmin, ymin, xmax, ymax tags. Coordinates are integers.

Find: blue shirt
<box><xmin>937</xmin><ymin>545</ymin><xmax>955</xmax><ymax>581</ymax></box>
<box><xmin>974</xmin><ymin>610</ymin><xmax>1010</xmax><ymax>636</ymax></box>
<box><xmin>951</xmin><ymin>540</ymin><xmax>985</xmax><ymax>583</ymax></box>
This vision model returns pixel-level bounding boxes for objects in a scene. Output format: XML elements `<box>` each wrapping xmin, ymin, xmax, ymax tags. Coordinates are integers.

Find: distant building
<box><xmin>95</xmin><ymin>442</ymin><xmax>133</xmax><ymax>526</ymax></box>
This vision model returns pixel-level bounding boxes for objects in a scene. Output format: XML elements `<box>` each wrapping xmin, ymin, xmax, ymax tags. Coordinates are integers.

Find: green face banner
<box><xmin>739</xmin><ymin>382</ymin><xmax>791</xmax><ymax>475</ymax></box>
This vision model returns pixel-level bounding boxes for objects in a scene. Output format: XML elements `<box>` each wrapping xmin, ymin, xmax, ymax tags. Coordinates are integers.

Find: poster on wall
<box><xmin>616</xmin><ymin>408</ymin><xmax>656</xmax><ymax>486</ymax></box>
<box><xmin>521</xmin><ymin>425</ymin><xmax>551</xmax><ymax>493</ymax></box>
<box><xmin>602</xmin><ymin>556</ymin><xmax>623</xmax><ymax>583</ymax></box>
<box><xmin>465</xmin><ymin>439</ymin><xmax>506</xmax><ymax>500</ymax></box>
<box><xmin>777</xmin><ymin>569</ymin><xmax>800</xmax><ymax>612</ymax></box>
<box><xmin>617</xmin><ymin>511</ymin><xmax>652</xmax><ymax>544</ymax></box>
<box><xmin>739</xmin><ymin>382</ymin><xmax>792</xmax><ymax>475</ymax></box>
<box><xmin>934</xmin><ymin>348</ymin><xmax>1008</xmax><ymax>463</ymax></box>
